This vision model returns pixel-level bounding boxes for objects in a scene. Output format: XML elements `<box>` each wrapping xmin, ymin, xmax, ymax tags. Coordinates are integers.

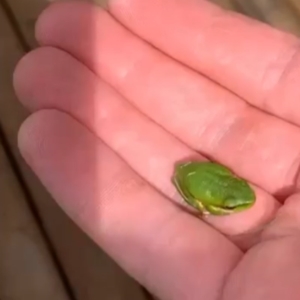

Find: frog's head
<box><xmin>218</xmin><ymin>177</ymin><xmax>256</xmax><ymax>213</ymax></box>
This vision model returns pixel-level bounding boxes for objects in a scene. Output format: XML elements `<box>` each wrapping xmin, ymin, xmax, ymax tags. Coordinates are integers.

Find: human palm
<box><xmin>14</xmin><ymin>0</ymin><xmax>300</xmax><ymax>299</ymax></box>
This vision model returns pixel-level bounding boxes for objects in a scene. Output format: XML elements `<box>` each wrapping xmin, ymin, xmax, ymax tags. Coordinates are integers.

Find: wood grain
<box><xmin>0</xmin><ymin>142</ymin><xmax>70</xmax><ymax>300</ymax></box>
<box><xmin>0</xmin><ymin>3</ymin><xmax>147</xmax><ymax>300</ymax></box>
<box><xmin>209</xmin><ymin>0</ymin><xmax>236</xmax><ymax>10</ymax></box>
<box><xmin>288</xmin><ymin>0</ymin><xmax>300</xmax><ymax>16</ymax></box>
<box><xmin>233</xmin><ymin>0</ymin><xmax>300</xmax><ymax>36</ymax></box>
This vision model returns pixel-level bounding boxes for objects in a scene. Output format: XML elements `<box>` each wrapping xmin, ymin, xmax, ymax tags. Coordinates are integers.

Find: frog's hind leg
<box><xmin>204</xmin><ymin>205</ymin><xmax>233</xmax><ymax>216</ymax></box>
<box><xmin>223</xmin><ymin>198</ymin><xmax>254</xmax><ymax>211</ymax></box>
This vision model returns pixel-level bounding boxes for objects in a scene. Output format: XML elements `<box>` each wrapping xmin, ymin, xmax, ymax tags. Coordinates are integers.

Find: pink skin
<box><xmin>12</xmin><ymin>1</ymin><xmax>300</xmax><ymax>299</ymax></box>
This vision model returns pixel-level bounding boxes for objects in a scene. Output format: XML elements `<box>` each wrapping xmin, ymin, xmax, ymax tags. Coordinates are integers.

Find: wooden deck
<box><xmin>0</xmin><ymin>0</ymin><xmax>300</xmax><ymax>299</ymax></box>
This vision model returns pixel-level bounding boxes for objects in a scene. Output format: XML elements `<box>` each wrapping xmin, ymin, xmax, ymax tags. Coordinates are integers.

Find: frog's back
<box><xmin>180</xmin><ymin>162</ymin><xmax>254</xmax><ymax>206</ymax></box>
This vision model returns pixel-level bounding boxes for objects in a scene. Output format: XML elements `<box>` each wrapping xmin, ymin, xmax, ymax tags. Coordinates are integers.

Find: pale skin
<box><xmin>13</xmin><ymin>0</ymin><xmax>300</xmax><ymax>299</ymax></box>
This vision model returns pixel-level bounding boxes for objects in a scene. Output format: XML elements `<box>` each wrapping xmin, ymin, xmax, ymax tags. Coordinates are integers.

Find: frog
<box><xmin>172</xmin><ymin>161</ymin><xmax>256</xmax><ymax>216</ymax></box>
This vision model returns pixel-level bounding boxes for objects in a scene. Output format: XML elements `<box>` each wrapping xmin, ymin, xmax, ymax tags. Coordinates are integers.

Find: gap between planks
<box><xmin>0</xmin><ymin>137</ymin><xmax>71</xmax><ymax>300</ymax></box>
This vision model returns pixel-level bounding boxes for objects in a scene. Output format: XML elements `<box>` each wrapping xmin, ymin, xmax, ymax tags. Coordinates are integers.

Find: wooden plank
<box><xmin>233</xmin><ymin>0</ymin><xmax>300</xmax><ymax>36</ymax></box>
<box><xmin>209</xmin><ymin>0</ymin><xmax>236</xmax><ymax>10</ymax></box>
<box><xmin>0</xmin><ymin>4</ymin><xmax>148</xmax><ymax>300</ymax></box>
<box><xmin>0</xmin><ymin>142</ymin><xmax>70</xmax><ymax>300</ymax></box>
<box><xmin>52</xmin><ymin>0</ymin><xmax>108</xmax><ymax>7</ymax></box>
<box><xmin>288</xmin><ymin>0</ymin><xmax>300</xmax><ymax>15</ymax></box>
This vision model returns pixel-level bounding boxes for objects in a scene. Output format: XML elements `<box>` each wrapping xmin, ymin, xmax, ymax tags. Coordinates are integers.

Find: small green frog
<box><xmin>172</xmin><ymin>161</ymin><xmax>256</xmax><ymax>216</ymax></box>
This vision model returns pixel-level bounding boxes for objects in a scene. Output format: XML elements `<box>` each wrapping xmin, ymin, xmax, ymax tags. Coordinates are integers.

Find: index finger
<box><xmin>108</xmin><ymin>0</ymin><xmax>300</xmax><ymax>126</ymax></box>
<box><xmin>19</xmin><ymin>109</ymin><xmax>241</xmax><ymax>300</ymax></box>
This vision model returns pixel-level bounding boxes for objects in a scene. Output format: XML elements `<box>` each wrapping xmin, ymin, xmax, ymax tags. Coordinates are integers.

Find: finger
<box><xmin>35</xmin><ymin>2</ymin><xmax>300</xmax><ymax>196</ymax></box>
<box><xmin>108</xmin><ymin>0</ymin><xmax>300</xmax><ymax>127</ymax></box>
<box><xmin>13</xmin><ymin>47</ymin><xmax>280</xmax><ymax>238</ymax></box>
<box><xmin>18</xmin><ymin>109</ymin><xmax>241</xmax><ymax>300</ymax></box>
<box><xmin>222</xmin><ymin>194</ymin><xmax>300</xmax><ymax>300</ymax></box>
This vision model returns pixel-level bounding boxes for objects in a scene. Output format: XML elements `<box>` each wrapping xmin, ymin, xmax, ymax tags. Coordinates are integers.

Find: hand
<box><xmin>13</xmin><ymin>1</ymin><xmax>300</xmax><ymax>299</ymax></box>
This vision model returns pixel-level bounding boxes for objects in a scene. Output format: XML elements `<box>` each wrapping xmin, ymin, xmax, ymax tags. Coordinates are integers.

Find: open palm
<box><xmin>14</xmin><ymin>1</ymin><xmax>300</xmax><ymax>299</ymax></box>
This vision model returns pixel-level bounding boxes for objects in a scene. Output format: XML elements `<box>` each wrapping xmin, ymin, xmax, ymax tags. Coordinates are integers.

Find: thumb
<box><xmin>222</xmin><ymin>193</ymin><xmax>300</xmax><ymax>300</ymax></box>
